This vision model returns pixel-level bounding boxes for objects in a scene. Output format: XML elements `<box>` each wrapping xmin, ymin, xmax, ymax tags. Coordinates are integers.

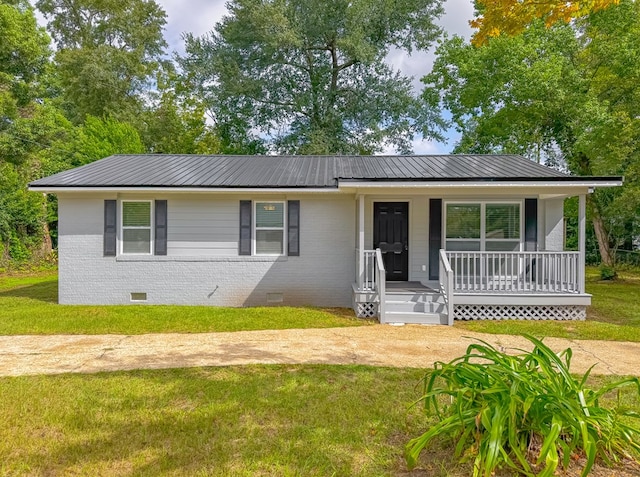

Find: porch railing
<box><xmin>362</xmin><ymin>249</ymin><xmax>386</xmax><ymax>321</ymax></box>
<box><xmin>445</xmin><ymin>251</ymin><xmax>581</xmax><ymax>293</ymax></box>
<box><xmin>439</xmin><ymin>250</ymin><xmax>454</xmax><ymax>325</ymax></box>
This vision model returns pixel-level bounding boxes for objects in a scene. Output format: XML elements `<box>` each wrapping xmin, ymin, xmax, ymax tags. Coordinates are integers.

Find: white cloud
<box><xmin>157</xmin><ymin>0</ymin><xmax>228</xmax><ymax>54</ymax></box>
<box><xmin>439</xmin><ymin>0</ymin><xmax>475</xmax><ymax>40</ymax></box>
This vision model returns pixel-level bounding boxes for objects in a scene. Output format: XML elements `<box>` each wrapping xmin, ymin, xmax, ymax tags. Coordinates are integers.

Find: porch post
<box><xmin>578</xmin><ymin>194</ymin><xmax>586</xmax><ymax>293</ymax></box>
<box><xmin>357</xmin><ymin>194</ymin><xmax>365</xmax><ymax>288</ymax></box>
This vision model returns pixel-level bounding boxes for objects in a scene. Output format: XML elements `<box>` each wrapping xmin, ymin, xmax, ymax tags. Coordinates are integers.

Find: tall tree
<box><xmin>423</xmin><ymin>1</ymin><xmax>640</xmax><ymax>266</ymax></box>
<box><xmin>471</xmin><ymin>0</ymin><xmax>617</xmax><ymax>45</ymax></box>
<box><xmin>136</xmin><ymin>68</ymin><xmax>222</xmax><ymax>154</ymax></box>
<box><xmin>0</xmin><ymin>0</ymin><xmax>50</xmax><ymax>125</ymax></box>
<box><xmin>0</xmin><ymin>0</ymin><xmax>62</xmax><ymax>260</ymax></box>
<box><xmin>179</xmin><ymin>0</ymin><xmax>445</xmax><ymax>154</ymax></box>
<box><xmin>36</xmin><ymin>0</ymin><xmax>168</xmax><ymax>123</ymax></box>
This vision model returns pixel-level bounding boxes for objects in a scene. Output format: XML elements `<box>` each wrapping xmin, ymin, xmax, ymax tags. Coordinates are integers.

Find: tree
<box><xmin>0</xmin><ymin>1</ymin><xmax>64</xmax><ymax>261</ymax></box>
<box><xmin>471</xmin><ymin>0</ymin><xmax>617</xmax><ymax>45</ymax></box>
<box><xmin>423</xmin><ymin>1</ymin><xmax>640</xmax><ymax>266</ymax></box>
<box><xmin>179</xmin><ymin>0</ymin><xmax>445</xmax><ymax>154</ymax></box>
<box><xmin>136</xmin><ymin>69</ymin><xmax>222</xmax><ymax>154</ymax></box>
<box><xmin>36</xmin><ymin>0</ymin><xmax>168</xmax><ymax>123</ymax></box>
<box><xmin>68</xmin><ymin>115</ymin><xmax>145</xmax><ymax>166</ymax></box>
<box><xmin>0</xmin><ymin>0</ymin><xmax>50</xmax><ymax>124</ymax></box>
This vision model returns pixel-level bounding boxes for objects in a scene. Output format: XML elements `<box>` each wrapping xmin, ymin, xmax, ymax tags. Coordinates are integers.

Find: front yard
<box><xmin>2</xmin><ymin>267</ymin><xmax>640</xmax><ymax>341</ymax></box>
<box><xmin>1</xmin><ymin>268</ymin><xmax>640</xmax><ymax>475</ymax></box>
<box><xmin>0</xmin><ymin>272</ymin><xmax>364</xmax><ymax>335</ymax></box>
<box><xmin>1</xmin><ymin>365</ymin><xmax>429</xmax><ymax>476</ymax></box>
<box><xmin>1</xmin><ymin>365</ymin><xmax>638</xmax><ymax>476</ymax></box>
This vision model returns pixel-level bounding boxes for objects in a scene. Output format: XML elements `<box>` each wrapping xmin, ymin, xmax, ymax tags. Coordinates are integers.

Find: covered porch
<box><xmin>351</xmin><ymin>192</ymin><xmax>590</xmax><ymax>324</ymax></box>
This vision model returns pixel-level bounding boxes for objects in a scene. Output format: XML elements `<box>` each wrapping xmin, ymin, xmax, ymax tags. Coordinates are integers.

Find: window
<box><xmin>254</xmin><ymin>202</ymin><xmax>285</xmax><ymax>255</ymax></box>
<box><xmin>122</xmin><ymin>201</ymin><xmax>152</xmax><ymax>254</ymax></box>
<box><xmin>445</xmin><ymin>202</ymin><xmax>521</xmax><ymax>252</ymax></box>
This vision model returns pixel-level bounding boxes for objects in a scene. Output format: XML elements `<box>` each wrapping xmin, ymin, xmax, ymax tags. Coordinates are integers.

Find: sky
<box><xmin>154</xmin><ymin>0</ymin><xmax>475</xmax><ymax>154</ymax></box>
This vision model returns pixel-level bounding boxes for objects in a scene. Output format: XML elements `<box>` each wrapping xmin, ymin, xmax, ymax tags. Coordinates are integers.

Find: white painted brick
<box><xmin>58</xmin><ymin>195</ymin><xmax>355</xmax><ymax>307</ymax></box>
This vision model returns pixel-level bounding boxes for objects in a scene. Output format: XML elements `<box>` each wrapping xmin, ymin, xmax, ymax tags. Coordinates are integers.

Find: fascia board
<box><xmin>28</xmin><ymin>186</ymin><xmax>342</xmax><ymax>194</ymax></box>
<box><xmin>338</xmin><ymin>179</ymin><xmax>623</xmax><ymax>188</ymax></box>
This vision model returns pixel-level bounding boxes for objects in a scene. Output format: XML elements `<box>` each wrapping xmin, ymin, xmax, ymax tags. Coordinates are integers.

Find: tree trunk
<box><xmin>41</xmin><ymin>193</ymin><xmax>53</xmax><ymax>255</ymax></box>
<box><xmin>588</xmin><ymin>195</ymin><xmax>613</xmax><ymax>267</ymax></box>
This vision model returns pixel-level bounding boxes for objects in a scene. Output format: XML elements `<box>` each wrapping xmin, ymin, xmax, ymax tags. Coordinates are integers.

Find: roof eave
<box><xmin>338</xmin><ymin>177</ymin><xmax>623</xmax><ymax>188</ymax></box>
<box><xmin>27</xmin><ymin>185</ymin><xmax>341</xmax><ymax>193</ymax></box>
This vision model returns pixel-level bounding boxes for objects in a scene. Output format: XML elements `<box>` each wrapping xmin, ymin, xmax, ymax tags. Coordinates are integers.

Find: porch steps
<box><xmin>383</xmin><ymin>286</ymin><xmax>448</xmax><ymax>325</ymax></box>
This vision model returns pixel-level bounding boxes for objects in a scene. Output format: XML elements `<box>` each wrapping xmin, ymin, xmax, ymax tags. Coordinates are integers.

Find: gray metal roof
<box><xmin>29</xmin><ymin>154</ymin><xmax>606</xmax><ymax>189</ymax></box>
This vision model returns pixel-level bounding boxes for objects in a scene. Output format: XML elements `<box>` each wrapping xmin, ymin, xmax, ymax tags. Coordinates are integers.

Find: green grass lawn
<box><xmin>0</xmin><ymin>365</ymin><xmax>636</xmax><ymax>476</ymax></box>
<box><xmin>0</xmin><ymin>271</ymin><xmax>364</xmax><ymax>335</ymax></box>
<box><xmin>0</xmin><ymin>365</ymin><xmax>429</xmax><ymax>476</ymax></box>
<box><xmin>457</xmin><ymin>266</ymin><xmax>640</xmax><ymax>342</ymax></box>
<box><xmin>3</xmin><ymin>266</ymin><xmax>640</xmax><ymax>340</ymax></box>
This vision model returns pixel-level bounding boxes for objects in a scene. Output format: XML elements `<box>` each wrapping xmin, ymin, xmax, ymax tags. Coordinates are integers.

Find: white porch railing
<box><xmin>445</xmin><ymin>251</ymin><xmax>581</xmax><ymax>293</ymax></box>
<box><xmin>439</xmin><ymin>250</ymin><xmax>454</xmax><ymax>325</ymax></box>
<box><xmin>361</xmin><ymin>249</ymin><xmax>386</xmax><ymax>321</ymax></box>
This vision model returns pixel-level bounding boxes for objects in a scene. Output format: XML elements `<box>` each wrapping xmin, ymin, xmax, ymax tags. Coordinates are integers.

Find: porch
<box><xmin>352</xmin><ymin>249</ymin><xmax>589</xmax><ymax>324</ymax></box>
<box><xmin>350</xmin><ymin>193</ymin><xmax>590</xmax><ymax>324</ymax></box>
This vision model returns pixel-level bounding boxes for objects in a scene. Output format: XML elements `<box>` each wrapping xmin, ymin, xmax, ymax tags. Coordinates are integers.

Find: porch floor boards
<box><xmin>385</xmin><ymin>281</ymin><xmax>438</xmax><ymax>293</ymax></box>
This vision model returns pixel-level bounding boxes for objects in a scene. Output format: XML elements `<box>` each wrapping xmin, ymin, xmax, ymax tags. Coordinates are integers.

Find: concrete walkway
<box><xmin>1</xmin><ymin>325</ymin><xmax>639</xmax><ymax>377</ymax></box>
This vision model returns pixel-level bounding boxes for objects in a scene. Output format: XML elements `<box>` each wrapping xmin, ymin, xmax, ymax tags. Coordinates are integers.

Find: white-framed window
<box><xmin>445</xmin><ymin>201</ymin><xmax>521</xmax><ymax>252</ymax></box>
<box><xmin>254</xmin><ymin>201</ymin><xmax>286</xmax><ymax>255</ymax></box>
<box><xmin>121</xmin><ymin>200</ymin><xmax>153</xmax><ymax>254</ymax></box>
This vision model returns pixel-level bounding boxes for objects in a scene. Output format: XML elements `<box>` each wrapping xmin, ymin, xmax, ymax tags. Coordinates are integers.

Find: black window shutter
<box><xmin>428</xmin><ymin>199</ymin><xmax>442</xmax><ymax>280</ymax></box>
<box><xmin>155</xmin><ymin>200</ymin><xmax>167</xmax><ymax>256</ymax></box>
<box><xmin>524</xmin><ymin>198</ymin><xmax>538</xmax><ymax>251</ymax></box>
<box><xmin>104</xmin><ymin>200</ymin><xmax>117</xmax><ymax>256</ymax></box>
<box><xmin>239</xmin><ymin>200</ymin><xmax>252</xmax><ymax>255</ymax></box>
<box><xmin>287</xmin><ymin>200</ymin><xmax>300</xmax><ymax>256</ymax></box>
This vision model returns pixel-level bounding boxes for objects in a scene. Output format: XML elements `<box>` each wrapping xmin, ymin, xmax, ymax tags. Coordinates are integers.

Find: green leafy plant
<box><xmin>406</xmin><ymin>336</ymin><xmax>640</xmax><ymax>476</ymax></box>
<box><xmin>600</xmin><ymin>264</ymin><xmax>617</xmax><ymax>280</ymax></box>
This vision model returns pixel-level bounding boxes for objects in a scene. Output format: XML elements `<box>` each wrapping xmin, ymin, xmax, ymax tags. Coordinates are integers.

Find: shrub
<box><xmin>600</xmin><ymin>264</ymin><xmax>617</xmax><ymax>280</ymax></box>
<box><xmin>406</xmin><ymin>336</ymin><xmax>640</xmax><ymax>477</ymax></box>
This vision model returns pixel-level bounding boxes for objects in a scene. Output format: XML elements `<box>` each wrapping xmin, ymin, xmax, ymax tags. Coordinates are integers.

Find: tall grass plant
<box><xmin>406</xmin><ymin>336</ymin><xmax>640</xmax><ymax>476</ymax></box>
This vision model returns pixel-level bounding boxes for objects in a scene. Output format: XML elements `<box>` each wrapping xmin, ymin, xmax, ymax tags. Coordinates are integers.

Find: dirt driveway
<box><xmin>1</xmin><ymin>325</ymin><xmax>639</xmax><ymax>376</ymax></box>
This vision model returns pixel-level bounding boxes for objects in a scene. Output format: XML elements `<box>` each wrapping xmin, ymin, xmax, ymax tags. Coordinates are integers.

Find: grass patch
<box><xmin>0</xmin><ymin>365</ymin><xmax>432</xmax><ymax>476</ymax></box>
<box><xmin>457</xmin><ymin>267</ymin><xmax>640</xmax><ymax>342</ymax></box>
<box><xmin>0</xmin><ymin>365</ymin><xmax>637</xmax><ymax>476</ymax></box>
<box><xmin>0</xmin><ymin>271</ymin><xmax>364</xmax><ymax>335</ymax></box>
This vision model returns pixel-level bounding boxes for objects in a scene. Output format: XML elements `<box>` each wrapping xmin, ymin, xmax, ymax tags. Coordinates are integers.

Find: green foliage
<box><xmin>137</xmin><ymin>70</ymin><xmax>222</xmax><ymax>154</ymax></box>
<box><xmin>69</xmin><ymin>115</ymin><xmax>144</xmax><ymax>165</ymax></box>
<box><xmin>423</xmin><ymin>1</ymin><xmax>640</xmax><ymax>264</ymax></box>
<box><xmin>600</xmin><ymin>264</ymin><xmax>617</xmax><ymax>280</ymax></box>
<box><xmin>36</xmin><ymin>0</ymin><xmax>168</xmax><ymax>123</ymax></box>
<box><xmin>406</xmin><ymin>336</ymin><xmax>640</xmax><ymax>476</ymax></box>
<box><xmin>0</xmin><ymin>1</ymin><xmax>50</xmax><ymax>113</ymax></box>
<box><xmin>0</xmin><ymin>163</ymin><xmax>44</xmax><ymax>260</ymax></box>
<box><xmin>180</xmin><ymin>0</ymin><xmax>445</xmax><ymax>154</ymax></box>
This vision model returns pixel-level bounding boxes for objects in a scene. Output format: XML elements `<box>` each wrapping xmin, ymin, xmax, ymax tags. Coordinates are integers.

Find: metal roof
<box><xmin>29</xmin><ymin>154</ymin><xmax>612</xmax><ymax>189</ymax></box>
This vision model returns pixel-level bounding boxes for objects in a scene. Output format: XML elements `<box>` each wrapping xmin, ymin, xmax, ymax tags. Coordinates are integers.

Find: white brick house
<box><xmin>29</xmin><ymin>154</ymin><xmax>622</xmax><ymax>324</ymax></box>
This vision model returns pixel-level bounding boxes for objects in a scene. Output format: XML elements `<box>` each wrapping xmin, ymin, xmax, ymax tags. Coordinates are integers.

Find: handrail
<box><xmin>360</xmin><ymin>249</ymin><xmax>386</xmax><ymax>322</ymax></box>
<box><xmin>445</xmin><ymin>251</ymin><xmax>581</xmax><ymax>293</ymax></box>
<box><xmin>439</xmin><ymin>249</ymin><xmax>454</xmax><ymax>325</ymax></box>
<box><xmin>375</xmin><ymin>248</ymin><xmax>386</xmax><ymax>323</ymax></box>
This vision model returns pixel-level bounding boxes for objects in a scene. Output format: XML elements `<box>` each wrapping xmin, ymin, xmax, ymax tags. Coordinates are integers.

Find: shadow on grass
<box><xmin>0</xmin><ymin>280</ymin><xmax>58</xmax><ymax>304</ymax></box>
<box><xmin>11</xmin><ymin>366</ymin><xmax>428</xmax><ymax>476</ymax></box>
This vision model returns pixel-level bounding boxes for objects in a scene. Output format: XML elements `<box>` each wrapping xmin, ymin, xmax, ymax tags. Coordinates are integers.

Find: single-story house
<box><xmin>29</xmin><ymin>154</ymin><xmax>622</xmax><ymax>325</ymax></box>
